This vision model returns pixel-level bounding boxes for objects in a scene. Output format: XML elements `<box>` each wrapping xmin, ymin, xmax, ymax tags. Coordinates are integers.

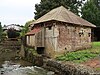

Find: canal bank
<box><xmin>0</xmin><ymin>40</ymin><xmax>99</xmax><ymax>75</ymax></box>
<box><xmin>22</xmin><ymin>48</ymin><xmax>95</xmax><ymax>75</ymax></box>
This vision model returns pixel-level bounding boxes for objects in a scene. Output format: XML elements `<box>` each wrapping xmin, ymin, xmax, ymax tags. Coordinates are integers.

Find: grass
<box><xmin>25</xmin><ymin>47</ymin><xmax>38</xmax><ymax>55</ymax></box>
<box><xmin>56</xmin><ymin>42</ymin><xmax>100</xmax><ymax>63</ymax></box>
<box><xmin>95</xmin><ymin>68</ymin><xmax>100</xmax><ymax>71</ymax></box>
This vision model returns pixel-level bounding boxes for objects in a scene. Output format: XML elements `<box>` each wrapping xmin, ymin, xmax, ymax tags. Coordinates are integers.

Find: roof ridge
<box><xmin>54</xmin><ymin>6</ymin><xmax>63</xmax><ymax>20</ymax></box>
<box><xmin>62</xmin><ymin>6</ymin><xmax>74</xmax><ymax>24</ymax></box>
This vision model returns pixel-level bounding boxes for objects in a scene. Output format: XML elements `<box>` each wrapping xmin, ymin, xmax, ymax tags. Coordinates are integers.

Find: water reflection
<box><xmin>0</xmin><ymin>61</ymin><xmax>54</xmax><ymax>75</ymax></box>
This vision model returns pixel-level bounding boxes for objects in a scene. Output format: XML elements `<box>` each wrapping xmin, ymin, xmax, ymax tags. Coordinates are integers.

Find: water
<box><xmin>0</xmin><ymin>61</ymin><xmax>54</xmax><ymax>75</ymax></box>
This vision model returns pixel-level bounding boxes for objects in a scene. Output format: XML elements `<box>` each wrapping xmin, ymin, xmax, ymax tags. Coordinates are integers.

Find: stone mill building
<box><xmin>26</xmin><ymin>6</ymin><xmax>96</xmax><ymax>57</ymax></box>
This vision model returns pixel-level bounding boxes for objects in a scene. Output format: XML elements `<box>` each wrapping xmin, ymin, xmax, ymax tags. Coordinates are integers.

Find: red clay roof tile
<box><xmin>26</xmin><ymin>28</ymin><xmax>41</xmax><ymax>35</ymax></box>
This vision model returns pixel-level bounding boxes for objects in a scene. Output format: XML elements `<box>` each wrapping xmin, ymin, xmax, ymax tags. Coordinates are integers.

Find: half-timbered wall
<box><xmin>35</xmin><ymin>28</ymin><xmax>45</xmax><ymax>47</ymax></box>
<box><xmin>26</xmin><ymin>21</ymin><xmax>92</xmax><ymax>57</ymax></box>
<box><xmin>26</xmin><ymin>35</ymin><xmax>35</xmax><ymax>47</ymax></box>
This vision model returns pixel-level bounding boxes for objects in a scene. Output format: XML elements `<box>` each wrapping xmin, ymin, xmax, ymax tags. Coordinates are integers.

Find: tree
<box><xmin>93</xmin><ymin>0</ymin><xmax>100</xmax><ymax>9</ymax></box>
<box><xmin>21</xmin><ymin>20</ymin><xmax>34</xmax><ymax>36</ymax></box>
<box><xmin>81</xmin><ymin>0</ymin><xmax>100</xmax><ymax>26</ymax></box>
<box><xmin>0</xmin><ymin>22</ymin><xmax>3</xmax><ymax>42</ymax></box>
<box><xmin>34</xmin><ymin>0</ymin><xmax>85</xmax><ymax>19</ymax></box>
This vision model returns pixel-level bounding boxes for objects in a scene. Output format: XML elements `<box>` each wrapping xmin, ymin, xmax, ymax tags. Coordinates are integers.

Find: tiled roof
<box><xmin>34</xmin><ymin>6</ymin><xmax>96</xmax><ymax>27</ymax></box>
<box><xmin>26</xmin><ymin>28</ymin><xmax>41</xmax><ymax>35</ymax></box>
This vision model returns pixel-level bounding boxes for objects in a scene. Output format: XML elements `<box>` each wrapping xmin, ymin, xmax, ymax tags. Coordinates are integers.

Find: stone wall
<box><xmin>57</xmin><ymin>22</ymin><xmax>92</xmax><ymax>52</ymax></box>
<box><xmin>0</xmin><ymin>40</ymin><xmax>21</xmax><ymax>61</ymax></box>
<box><xmin>24</xmin><ymin>48</ymin><xmax>43</xmax><ymax>66</ymax></box>
<box><xmin>43</xmin><ymin>59</ymin><xmax>97</xmax><ymax>75</ymax></box>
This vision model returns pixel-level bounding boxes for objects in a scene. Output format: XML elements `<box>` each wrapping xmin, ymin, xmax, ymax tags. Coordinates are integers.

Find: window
<box><xmin>48</xmin><ymin>26</ymin><xmax>52</xmax><ymax>30</ymax></box>
<box><xmin>79</xmin><ymin>33</ymin><xmax>81</xmax><ymax>37</ymax></box>
<box><xmin>65</xmin><ymin>47</ymin><xmax>67</xmax><ymax>50</ymax></box>
<box><xmin>79</xmin><ymin>30</ymin><xmax>84</xmax><ymax>37</ymax></box>
<box><xmin>68</xmin><ymin>29</ymin><xmax>69</xmax><ymax>34</ymax></box>
<box><xmin>75</xmin><ymin>27</ymin><xmax>77</xmax><ymax>31</ymax></box>
<box><xmin>88</xmin><ymin>33</ymin><xmax>91</xmax><ymax>37</ymax></box>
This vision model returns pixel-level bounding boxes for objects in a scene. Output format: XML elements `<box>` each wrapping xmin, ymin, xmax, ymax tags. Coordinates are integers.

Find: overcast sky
<box><xmin>0</xmin><ymin>0</ymin><xmax>40</xmax><ymax>25</ymax></box>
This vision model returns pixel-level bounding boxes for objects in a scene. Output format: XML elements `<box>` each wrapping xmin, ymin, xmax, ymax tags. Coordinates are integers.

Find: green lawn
<box><xmin>56</xmin><ymin>42</ymin><xmax>100</xmax><ymax>63</ymax></box>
